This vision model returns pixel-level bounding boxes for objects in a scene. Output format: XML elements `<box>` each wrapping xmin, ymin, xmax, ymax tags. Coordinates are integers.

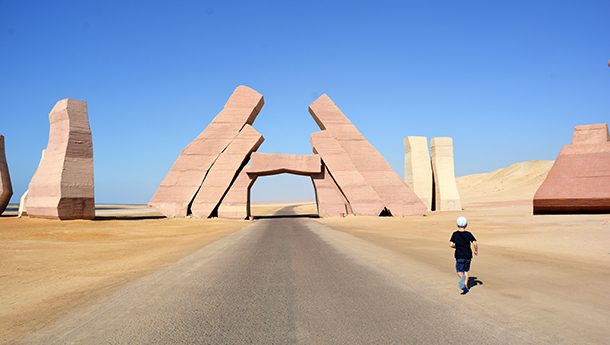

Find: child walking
<box><xmin>450</xmin><ymin>216</ymin><xmax>478</xmax><ymax>295</ymax></box>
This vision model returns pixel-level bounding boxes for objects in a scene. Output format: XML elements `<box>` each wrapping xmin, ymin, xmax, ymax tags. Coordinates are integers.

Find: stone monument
<box><xmin>0</xmin><ymin>135</ymin><xmax>13</xmax><ymax>215</ymax></box>
<box><xmin>151</xmin><ymin>88</ymin><xmax>426</xmax><ymax>219</ymax></box>
<box><xmin>534</xmin><ymin>124</ymin><xmax>610</xmax><ymax>214</ymax></box>
<box><xmin>309</xmin><ymin>95</ymin><xmax>426</xmax><ymax>216</ymax></box>
<box><xmin>430</xmin><ymin>137</ymin><xmax>462</xmax><ymax>211</ymax></box>
<box><xmin>404</xmin><ymin>136</ymin><xmax>433</xmax><ymax>211</ymax></box>
<box><xmin>26</xmin><ymin>99</ymin><xmax>95</xmax><ymax>220</ymax></box>
<box><xmin>149</xmin><ymin>86</ymin><xmax>264</xmax><ymax>218</ymax></box>
<box><xmin>18</xmin><ymin>149</ymin><xmax>46</xmax><ymax>217</ymax></box>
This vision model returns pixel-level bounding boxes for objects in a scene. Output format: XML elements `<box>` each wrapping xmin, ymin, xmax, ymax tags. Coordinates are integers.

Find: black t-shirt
<box><xmin>450</xmin><ymin>230</ymin><xmax>477</xmax><ymax>259</ymax></box>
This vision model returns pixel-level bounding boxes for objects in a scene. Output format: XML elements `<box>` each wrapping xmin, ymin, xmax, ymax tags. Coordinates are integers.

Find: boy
<box><xmin>450</xmin><ymin>216</ymin><xmax>478</xmax><ymax>295</ymax></box>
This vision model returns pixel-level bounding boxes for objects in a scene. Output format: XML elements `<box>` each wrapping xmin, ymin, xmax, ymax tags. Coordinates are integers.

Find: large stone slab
<box><xmin>247</xmin><ymin>153</ymin><xmax>321</xmax><ymax>176</ymax></box>
<box><xmin>190</xmin><ymin>125</ymin><xmax>264</xmax><ymax>218</ymax></box>
<box><xmin>309</xmin><ymin>94</ymin><xmax>426</xmax><ymax>216</ymax></box>
<box><xmin>217</xmin><ymin>170</ymin><xmax>257</xmax><ymax>220</ymax></box>
<box><xmin>26</xmin><ymin>99</ymin><xmax>95</xmax><ymax>220</ymax></box>
<box><xmin>404</xmin><ymin>136</ymin><xmax>433</xmax><ymax>211</ymax></box>
<box><xmin>149</xmin><ymin>85</ymin><xmax>264</xmax><ymax>217</ymax></box>
<box><xmin>312</xmin><ymin>165</ymin><xmax>350</xmax><ymax>217</ymax></box>
<box><xmin>18</xmin><ymin>149</ymin><xmax>46</xmax><ymax>217</ymax></box>
<box><xmin>0</xmin><ymin>135</ymin><xmax>13</xmax><ymax>215</ymax></box>
<box><xmin>534</xmin><ymin>124</ymin><xmax>610</xmax><ymax>214</ymax></box>
<box><xmin>311</xmin><ymin>131</ymin><xmax>385</xmax><ymax>216</ymax></box>
<box><xmin>430</xmin><ymin>137</ymin><xmax>462</xmax><ymax>211</ymax></box>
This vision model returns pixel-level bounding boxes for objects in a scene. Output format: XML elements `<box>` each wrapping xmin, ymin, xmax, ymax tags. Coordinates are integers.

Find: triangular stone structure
<box><xmin>534</xmin><ymin>124</ymin><xmax>610</xmax><ymax>214</ymax></box>
<box><xmin>150</xmin><ymin>88</ymin><xmax>425</xmax><ymax>219</ymax></box>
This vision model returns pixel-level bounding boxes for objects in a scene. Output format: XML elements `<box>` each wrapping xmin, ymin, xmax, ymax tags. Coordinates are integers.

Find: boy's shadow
<box><xmin>467</xmin><ymin>276</ymin><xmax>484</xmax><ymax>289</ymax></box>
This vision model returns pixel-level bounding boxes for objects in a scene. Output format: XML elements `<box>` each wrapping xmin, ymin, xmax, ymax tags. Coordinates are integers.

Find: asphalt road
<box><xmin>22</xmin><ymin>212</ymin><xmax>525</xmax><ymax>345</ymax></box>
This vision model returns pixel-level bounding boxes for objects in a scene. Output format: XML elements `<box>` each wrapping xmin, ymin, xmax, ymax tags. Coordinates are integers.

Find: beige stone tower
<box><xmin>430</xmin><ymin>137</ymin><xmax>462</xmax><ymax>211</ymax></box>
<box><xmin>404</xmin><ymin>136</ymin><xmax>433</xmax><ymax>211</ymax></box>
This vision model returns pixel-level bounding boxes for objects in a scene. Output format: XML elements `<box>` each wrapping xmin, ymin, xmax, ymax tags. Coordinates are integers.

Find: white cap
<box><xmin>456</xmin><ymin>216</ymin><xmax>468</xmax><ymax>228</ymax></box>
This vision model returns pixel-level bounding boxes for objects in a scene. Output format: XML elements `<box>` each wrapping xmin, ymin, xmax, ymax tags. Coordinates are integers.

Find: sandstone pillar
<box><xmin>26</xmin><ymin>99</ymin><xmax>95</xmax><ymax>220</ymax></box>
<box><xmin>0</xmin><ymin>135</ymin><xmax>13</xmax><ymax>215</ymax></box>
<box><xmin>404</xmin><ymin>136</ymin><xmax>433</xmax><ymax>211</ymax></box>
<box><xmin>430</xmin><ymin>137</ymin><xmax>462</xmax><ymax>211</ymax></box>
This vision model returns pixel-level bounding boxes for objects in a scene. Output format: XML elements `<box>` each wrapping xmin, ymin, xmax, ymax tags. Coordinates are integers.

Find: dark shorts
<box><xmin>455</xmin><ymin>259</ymin><xmax>471</xmax><ymax>272</ymax></box>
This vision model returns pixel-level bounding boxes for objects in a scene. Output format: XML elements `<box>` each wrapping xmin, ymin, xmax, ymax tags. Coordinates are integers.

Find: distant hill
<box><xmin>457</xmin><ymin>160</ymin><xmax>554</xmax><ymax>206</ymax></box>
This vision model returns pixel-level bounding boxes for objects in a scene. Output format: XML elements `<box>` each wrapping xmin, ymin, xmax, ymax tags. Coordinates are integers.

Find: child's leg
<box><xmin>457</xmin><ymin>272</ymin><xmax>465</xmax><ymax>289</ymax></box>
<box><xmin>464</xmin><ymin>271</ymin><xmax>469</xmax><ymax>288</ymax></box>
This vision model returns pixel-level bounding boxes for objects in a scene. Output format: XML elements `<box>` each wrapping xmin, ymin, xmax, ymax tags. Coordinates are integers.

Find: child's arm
<box><xmin>472</xmin><ymin>241</ymin><xmax>478</xmax><ymax>256</ymax></box>
<box><xmin>450</xmin><ymin>242</ymin><xmax>455</xmax><ymax>248</ymax></box>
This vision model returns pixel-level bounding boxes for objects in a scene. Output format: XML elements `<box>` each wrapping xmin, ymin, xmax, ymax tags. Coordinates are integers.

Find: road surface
<box><xmin>22</xmin><ymin>211</ymin><xmax>531</xmax><ymax>344</ymax></box>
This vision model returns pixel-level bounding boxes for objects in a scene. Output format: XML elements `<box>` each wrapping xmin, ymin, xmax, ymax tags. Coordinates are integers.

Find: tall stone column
<box><xmin>404</xmin><ymin>136</ymin><xmax>433</xmax><ymax>211</ymax></box>
<box><xmin>26</xmin><ymin>99</ymin><xmax>95</xmax><ymax>220</ymax></box>
<box><xmin>0</xmin><ymin>135</ymin><xmax>13</xmax><ymax>215</ymax></box>
<box><xmin>430</xmin><ymin>137</ymin><xmax>462</xmax><ymax>211</ymax></box>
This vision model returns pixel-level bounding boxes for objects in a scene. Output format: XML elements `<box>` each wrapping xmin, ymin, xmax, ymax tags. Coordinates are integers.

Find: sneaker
<box><xmin>461</xmin><ymin>287</ymin><xmax>470</xmax><ymax>295</ymax></box>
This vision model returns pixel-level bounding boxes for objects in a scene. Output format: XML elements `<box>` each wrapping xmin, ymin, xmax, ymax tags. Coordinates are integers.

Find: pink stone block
<box><xmin>0</xmin><ymin>135</ymin><xmax>13</xmax><ymax>215</ymax></box>
<box><xmin>26</xmin><ymin>99</ymin><xmax>95</xmax><ymax>220</ymax></box>
<box><xmin>309</xmin><ymin>94</ymin><xmax>426</xmax><ymax>216</ymax></box>
<box><xmin>218</xmin><ymin>170</ymin><xmax>257</xmax><ymax>219</ymax></box>
<box><xmin>246</xmin><ymin>153</ymin><xmax>322</xmax><ymax>176</ymax></box>
<box><xmin>312</xmin><ymin>166</ymin><xmax>350</xmax><ymax>217</ymax></box>
<box><xmin>311</xmin><ymin>131</ymin><xmax>385</xmax><ymax>216</ymax></box>
<box><xmin>534</xmin><ymin>124</ymin><xmax>610</xmax><ymax>213</ymax></box>
<box><xmin>190</xmin><ymin>125</ymin><xmax>264</xmax><ymax>218</ymax></box>
<box><xmin>149</xmin><ymin>86</ymin><xmax>264</xmax><ymax>217</ymax></box>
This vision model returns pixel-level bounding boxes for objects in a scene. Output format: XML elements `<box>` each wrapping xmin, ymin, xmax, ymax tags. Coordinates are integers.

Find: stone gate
<box><xmin>149</xmin><ymin>85</ymin><xmax>426</xmax><ymax>219</ymax></box>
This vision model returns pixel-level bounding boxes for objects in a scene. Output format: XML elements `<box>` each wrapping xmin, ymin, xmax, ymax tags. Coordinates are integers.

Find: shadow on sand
<box><xmin>467</xmin><ymin>276</ymin><xmax>484</xmax><ymax>289</ymax></box>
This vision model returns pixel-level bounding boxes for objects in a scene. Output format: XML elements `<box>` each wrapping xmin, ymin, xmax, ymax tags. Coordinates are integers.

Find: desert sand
<box><xmin>457</xmin><ymin>160</ymin><xmax>554</xmax><ymax>207</ymax></box>
<box><xmin>0</xmin><ymin>207</ymin><xmax>247</xmax><ymax>344</ymax></box>
<box><xmin>316</xmin><ymin>160</ymin><xmax>610</xmax><ymax>344</ymax></box>
<box><xmin>2</xmin><ymin>160</ymin><xmax>608</xmax><ymax>344</ymax></box>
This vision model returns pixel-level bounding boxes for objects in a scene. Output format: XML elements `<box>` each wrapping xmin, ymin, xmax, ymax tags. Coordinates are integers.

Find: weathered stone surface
<box><xmin>311</xmin><ymin>131</ymin><xmax>385</xmax><ymax>216</ymax></box>
<box><xmin>312</xmin><ymin>165</ymin><xmax>350</xmax><ymax>217</ymax></box>
<box><xmin>534</xmin><ymin>124</ymin><xmax>610</xmax><ymax>214</ymax></box>
<box><xmin>404</xmin><ymin>136</ymin><xmax>433</xmax><ymax>211</ymax></box>
<box><xmin>190</xmin><ymin>125</ymin><xmax>264</xmax><ymax>218</ymax></box>
<box><xmin>0</xmin><ymin>135</ymin><xmax>13</xmax><ymax>215</ymax></box>
<box><xmin>18</xmin><ymin>149</ymin><xmax>46</xmax><ymax>217</ymax></box>
<box><xmin>247</xmin><ymin>153</ymin><xmax>321</xmax><ymax>176</ymax></box>
<box><xmin>309</xmin><ymin>94</ymin><xmax>426</xmax><ymax>216</ymax></box>
<box><xmin>430</xmin><ymin>137</ymin><xmax>462</xmax><ymax>211</ymax></box>
<box><xmin>149</xmin><ymin>85</ymin><xmax>264</xmax><ymax>217</ymax></box>
<box><xmin>217</xmin><ymin>170</ymin><xmax>257</xmax><ymax>220</ymax></box>
<box><xmin>26</xmin><ymin>99</ymin><xmax>95</xmax><ymax>220</ymax></box>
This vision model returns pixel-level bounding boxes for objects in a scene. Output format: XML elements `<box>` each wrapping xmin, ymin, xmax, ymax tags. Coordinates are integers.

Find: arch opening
<box><xmin>250</xmin><ymin>173</ymin><xmax>318</xmax><ymax>219</ymax></box>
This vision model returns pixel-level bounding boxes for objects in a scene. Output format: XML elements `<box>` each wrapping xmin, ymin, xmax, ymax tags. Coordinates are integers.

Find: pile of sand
<box><xmin>457</xmin><ymin>160</ymin><xmax>553</xmax><ymax>206</ymax></box>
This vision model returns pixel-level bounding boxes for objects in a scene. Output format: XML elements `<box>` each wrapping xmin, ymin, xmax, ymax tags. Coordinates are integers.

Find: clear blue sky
<box><xmin>1</xmin><ymin>0</ymin><xmax>609</xmax><ymax>204</ymax></box>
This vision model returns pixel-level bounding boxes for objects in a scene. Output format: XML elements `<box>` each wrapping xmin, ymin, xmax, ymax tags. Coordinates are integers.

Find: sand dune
<box><xmin>457</xmin><ymin>160</ymin><xmax>553</xmax><ymax>206</ymax></box>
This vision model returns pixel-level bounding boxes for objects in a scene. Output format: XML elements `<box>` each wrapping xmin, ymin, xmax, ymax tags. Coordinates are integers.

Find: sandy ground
<box><xmin>0</xmin><ymin>207</ymin><xmax>247</xmax><ymax>344</ymax></box>
<box><xmin>457</xmin><ymin>160</ymin><xmax>553</xmax><ymax>207</ymax></box>
<box><xmin>318</xmin><ymin>208</ymin><xmax>610</xmax><ymax>343</ymax></box>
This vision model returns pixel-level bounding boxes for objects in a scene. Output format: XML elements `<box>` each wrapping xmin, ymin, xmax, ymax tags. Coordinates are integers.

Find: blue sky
<box><xmin>1</xmin><ymin>0</ymin><xmax>609</xmax><ymax>204</ymax></box>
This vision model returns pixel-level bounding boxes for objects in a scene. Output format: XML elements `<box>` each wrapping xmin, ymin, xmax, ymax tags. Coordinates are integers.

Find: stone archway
<box><xmin>218</xmin><ymin>153</ymin><xmax>349</xmax><ymax>219</ymax></box>
<box><xmin>149</xmin><ymin>85</ymin><xmax>426</xmax><ymax>219</ymax></box>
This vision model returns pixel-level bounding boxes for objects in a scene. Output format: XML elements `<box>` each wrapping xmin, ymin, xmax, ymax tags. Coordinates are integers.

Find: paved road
<box><xmin>22</xmin><ymin>212</ymin><xmax>524</xmax><ymax>345</ymax></box>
